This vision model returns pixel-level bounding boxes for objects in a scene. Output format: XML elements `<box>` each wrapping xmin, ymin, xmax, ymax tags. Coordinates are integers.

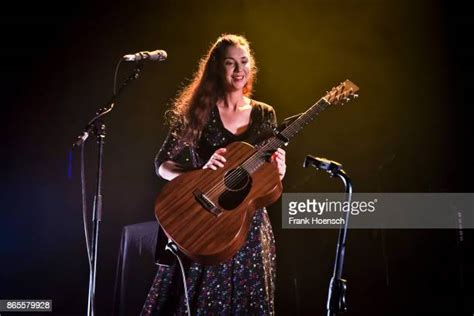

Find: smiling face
<box><xmin>222</xmin><ymin>44</ymin><xmax>251</xmax><ymax>93</ymax></box>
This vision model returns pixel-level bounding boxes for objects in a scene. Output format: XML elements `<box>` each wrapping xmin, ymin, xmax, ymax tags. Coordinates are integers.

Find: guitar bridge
<box><xmin>193</xmin><ymin>189</ymin><xmax>222</xmax><ymax>216</ymax></box>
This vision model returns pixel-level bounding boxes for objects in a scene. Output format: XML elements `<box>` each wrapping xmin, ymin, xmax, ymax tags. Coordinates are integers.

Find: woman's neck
<box><xmin>219</xmin><ymin>91</ymin><xmax>249</xmax><ymax>111</ymax></box>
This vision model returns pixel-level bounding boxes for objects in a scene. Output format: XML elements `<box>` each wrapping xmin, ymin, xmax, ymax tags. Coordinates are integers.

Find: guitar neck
<box><xmin>279</xmin><ymin>97</ymin><xmax>331</xmax><ymax>141</ymax></box>
<box><xmin>241</xmin><ymin>97</ymin><xmax>331</xmax><ymax>174</ymax></box>
<box><xmin>240</xmin><ymin>79</ymin><xmax>359</xmax><ymax>175</ymax></box>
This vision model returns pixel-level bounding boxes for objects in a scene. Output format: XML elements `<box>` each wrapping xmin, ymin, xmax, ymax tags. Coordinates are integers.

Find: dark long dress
<box><xmin>141</xmin><ymin>100</ymin><xmax>278</xmax><ymax>316</ymax></box>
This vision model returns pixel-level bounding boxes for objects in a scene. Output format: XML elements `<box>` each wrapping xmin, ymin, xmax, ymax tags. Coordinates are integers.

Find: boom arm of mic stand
<box><xmin>303</xmin><ymin>155</ymin><xmax>353</xmax><ymax>316</ymax></box>
<box><xmin>72</xmin><ymin>61</ymin><xmax>144</xmax><ymax>147</ymax></box>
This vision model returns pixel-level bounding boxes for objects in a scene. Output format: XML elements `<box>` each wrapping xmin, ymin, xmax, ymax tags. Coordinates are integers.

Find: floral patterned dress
<box><xmin>141</xmin><ymin>100</ymin><xmax>278</xmax><ymax>316</ymax></box>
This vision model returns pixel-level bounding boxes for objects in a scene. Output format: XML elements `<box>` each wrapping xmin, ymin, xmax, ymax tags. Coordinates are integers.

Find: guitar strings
<box><xmin>204</xmin><ymin>136</ymin><xmax>283</xmax><ymax>200</ymax></box>
<box><xmin>203</xmin><ymin>110</ymin><xmax>308</xmax><ymax>199</ymax></box>
<box><xmin>203</xmin><ymin>97</ymin><xmax>332</xmax><ymax>200</ymax></box>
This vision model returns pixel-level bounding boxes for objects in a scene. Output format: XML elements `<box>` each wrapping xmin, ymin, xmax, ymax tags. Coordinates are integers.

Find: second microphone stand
<box><xmin>303</xmin><ymin>155</ymin><xmax>353</xmax><ymax>316</ymax></box>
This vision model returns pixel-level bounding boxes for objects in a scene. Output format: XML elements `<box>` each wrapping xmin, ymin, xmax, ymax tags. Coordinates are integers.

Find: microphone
<box><xmin>123</xmin><ymin>50</ymin><xmax>167</xmax><ymax>62</ymax></box>
<box><xmin>303</xmin><ymin>155</ymin><xmax>342</xmax><ymax>174</ymax></box>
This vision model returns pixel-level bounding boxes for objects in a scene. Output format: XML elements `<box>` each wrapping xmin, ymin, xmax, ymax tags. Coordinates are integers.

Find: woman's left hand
<box><xmin>271</xmin><ymin>148</ymin><xmax>286</xmax><ymax>180</ymax></box>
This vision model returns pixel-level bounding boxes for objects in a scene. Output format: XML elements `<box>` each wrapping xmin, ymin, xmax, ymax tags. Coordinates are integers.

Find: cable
<box><xmin>113</xmin><ymin>58</ymin><xmax>123</xmax><ymax>95</ymax></box>
<box><xmin>80</xmin><ymin>142</ymin><xmax>92</xmax><ymax>268</ymax></box>
<box><xmin>166</xmin><ymin>242</ymin><xmax>191</xmax><ymax>315</ymax></box>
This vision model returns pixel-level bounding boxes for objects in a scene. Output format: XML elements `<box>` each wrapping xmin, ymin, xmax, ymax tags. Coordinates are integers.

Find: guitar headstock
<box><xmin>324</xmin><ymin>79</ymin><xmax>359</xmax><ymax>105</ymax></box>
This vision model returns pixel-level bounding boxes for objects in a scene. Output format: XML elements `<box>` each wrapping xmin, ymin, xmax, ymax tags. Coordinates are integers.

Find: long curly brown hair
<box><xmin>166</xmin><ymin>34</ymin><xmax>257</xmax><ymax>145</ymax></box>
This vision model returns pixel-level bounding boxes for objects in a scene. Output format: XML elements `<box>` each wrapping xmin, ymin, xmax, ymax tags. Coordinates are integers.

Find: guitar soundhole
<box><xmin>219</xmin><ymin>168</ymin><xmax>252</xmax><ymax>210</ymax></box>
<box><xmin>224</xmin><ymin>168</ymin><xmax>250</xmax><ymax>192</ymax></box>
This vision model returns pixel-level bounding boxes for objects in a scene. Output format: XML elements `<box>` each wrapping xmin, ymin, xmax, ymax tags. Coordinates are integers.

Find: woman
<box><xmin>141</xmin><ymin>34</ymin><xmax>286</xmax><ymax>315</ymax></box>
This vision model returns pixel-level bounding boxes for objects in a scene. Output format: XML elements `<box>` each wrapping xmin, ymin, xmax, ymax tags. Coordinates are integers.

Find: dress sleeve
<box><xmin>154</xmin><ymin>128</ymin><xmax>202</xmax><ymax>177</ymax></box>
<box><xmin>250</xmin><ymin>102</ymin><xmax>279</xmax><ymax>146</ymax></box>
<box><xmin>260</xmin><ymin>104</ymin><xmax>278</xmax><ymax>134</ymax></box>
<box><xmin>268</xmin><ymin>106</ymin><xmax>278</xmax><ymax>129</ymax></box>
<box><xmin>154</xmin><ymin>130</ymin><xmax>187</xmax><ymax>176</ymax></box>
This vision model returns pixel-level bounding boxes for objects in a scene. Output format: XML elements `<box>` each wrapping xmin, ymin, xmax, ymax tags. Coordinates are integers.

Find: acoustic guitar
<box><xmin>155</xmin><ymin>80</ymin><xmax>359</xmax><ymax>265</ymax></box>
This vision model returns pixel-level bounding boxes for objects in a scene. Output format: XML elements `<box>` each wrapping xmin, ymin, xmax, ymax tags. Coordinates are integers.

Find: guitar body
<box><xmin>154</xmin><ymin>141</ymin><xmax>282</xmax><ymax>265</ymax></box>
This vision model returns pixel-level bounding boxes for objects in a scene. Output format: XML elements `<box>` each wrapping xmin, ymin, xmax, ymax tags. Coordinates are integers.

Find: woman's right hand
<box><xmin>202</xmin><ymin>148</ymin><xmax>227</xmax><ymax>170</ymax></box>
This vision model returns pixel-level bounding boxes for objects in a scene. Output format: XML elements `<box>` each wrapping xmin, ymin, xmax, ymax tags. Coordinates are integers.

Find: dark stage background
<box><xmin>1</xmin><ymin>0</ymin><xmax>473</xmax><ymax>315</ymax></box>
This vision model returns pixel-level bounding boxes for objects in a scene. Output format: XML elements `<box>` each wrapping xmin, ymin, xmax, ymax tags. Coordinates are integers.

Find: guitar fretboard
<box><xmin>241</xmin><ymin>97</ymin><xmax>331</xmax><ymax>174</ymax></box>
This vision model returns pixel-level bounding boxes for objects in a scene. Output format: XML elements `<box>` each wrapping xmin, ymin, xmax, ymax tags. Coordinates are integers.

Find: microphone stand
<box><xmin>73</xmin><ymin>60</ymin><xmax>144</xmax><ymax>316</ymax></box>
<box><xmin>303</xmin><ymin>155</ymin><xmax>353</xmax><ymax>316</ymax></box>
